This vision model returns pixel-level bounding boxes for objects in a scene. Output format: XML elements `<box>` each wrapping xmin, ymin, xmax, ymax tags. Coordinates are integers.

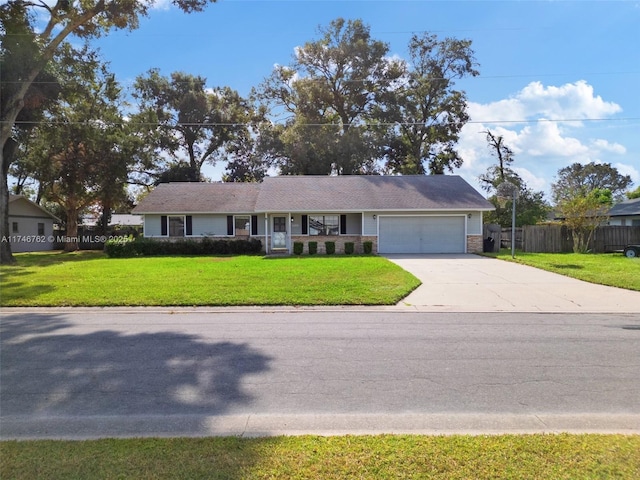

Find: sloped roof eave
<box><xmin>9</xmin><ymin>195</ymin><xmax>62</xmax><ymax>222</ymax></box>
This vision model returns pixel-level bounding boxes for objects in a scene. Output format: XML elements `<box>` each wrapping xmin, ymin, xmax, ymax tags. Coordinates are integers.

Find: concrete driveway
<box><xmin>384</xmin><ymin>254</ymin><xmax>640</xmax><ymax>313</ymax></box>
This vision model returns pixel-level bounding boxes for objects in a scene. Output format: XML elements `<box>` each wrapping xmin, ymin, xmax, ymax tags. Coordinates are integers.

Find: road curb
<box><xmin>3</xmin><ymin>413</ymin><xmax>639</xmax><ymax>440</ymax></box>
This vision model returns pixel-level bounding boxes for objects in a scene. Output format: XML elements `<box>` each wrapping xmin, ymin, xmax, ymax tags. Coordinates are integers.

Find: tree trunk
<box><xmin>64</xmin><ymin>205</ymin><xmax>80</xmax><ymax>252</ymax></box>
<box><xmin>0</xmin><ymin>143</ymin><xmax>16</xmax><ymax>264</ymax></box>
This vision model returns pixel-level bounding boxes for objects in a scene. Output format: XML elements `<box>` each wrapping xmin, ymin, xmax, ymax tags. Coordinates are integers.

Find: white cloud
<box><xmin>468</xmin><ymin>80</ymin><xmax>622</xmax><ymax>124</ymax></box>
<box><xmin>591</xmin><ymin>139</ymin><xmax>627</xmax><ymax>154</ymax></box>
<box><xmin>614</xmin><ymin>163</ymin><xmax>640</xmax><ymax>185</ymax></box>
<box><xmin>459</xmin><ymin>80</ymin><xmax>629</xmax><ymax>200</ymax></box>
<box><xmin>515</xmin><ymin>122</ymin><xmax>589</xmax><ymax>157</ymax></box>
<box><xmin>146</xmin><ymin>0</ymin><xmax>173</xmax><ymax>10</ymax></box>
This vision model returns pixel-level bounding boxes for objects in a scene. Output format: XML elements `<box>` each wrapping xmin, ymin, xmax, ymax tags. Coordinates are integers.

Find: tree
<box><xmin>626</xmin><ymin>186</ymin><xmax>640</xmax><ymax>200</ymax></box>
<box><xmin>154</xmin><ymin>162</ymin><xmax>203</xmax><ymax>185</ymax></box>
<box><xmin>486</xmin><ymin>188</ymin><xmax>550</xmax><ymax>227</ymax></box>
<box><xmin>133</xmin><ymin>70</ymin><xmax>257</xmax><ymax>180</ymax></box>
<box><xmin>558</xmin><ymin>188</ymin><xmax>612</xmax><ymax>253</ymax></box>
<box><xmin>0</xmin><ymin>0</ymin><xmax>219</xmax><ymax>264</ymax></box>
<box><xmin>379</xmin><ymin>33</ymin><xmax>479</xmax><ymax>174</ymax></box>
<box><xmin>479</xmin><ymin>130</ymin><xmax>549</xmax><ymax>226</ymax></box>
<box><xmin>478</xmin><ymin>131</ymin><xmax>522</xmax><ymax>191</ymax></box>
<box><xmin>256</xmin><ymin>18</ymin><xmax>404</xmax><ymax>175</ymax></box>
<box><xmin>551</xmin><ymin>162</ymin><xmax>632</xmax><ymax>204</ymax></box>
<box><xmin>22</xmin><ymin>51</ymin><xmax>133</xmax><ymax>251</ymax></box>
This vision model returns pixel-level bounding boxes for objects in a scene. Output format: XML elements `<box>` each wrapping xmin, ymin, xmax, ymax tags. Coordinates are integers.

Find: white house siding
<box><xmin>143</xmin><ymin>214</ymin><xmax>264</xmax><ymax>237</ymax></box>
<box><xmin>467</xmin><ymin>212</ymin><xmax>483</xmax><ymax>235</ymax></box>
<box><xmin>363</xmin><ymin>213</ymin><xmax>378</xmax><ymax>236</ymax></box>
<box><xmin>8</xmin><ymin>198</ymin><xmax>57</xmax><ymax>252</ymax></box>
<box><xmin>610</xmin><ymin>217</ymin><xmax>640</xmax><ymax>226</ymax></box>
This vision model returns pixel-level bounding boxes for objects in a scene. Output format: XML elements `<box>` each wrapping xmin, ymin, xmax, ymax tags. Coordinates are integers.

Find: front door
<box><xmin>272</xmin><ymin>216</ymin><xmax>287</xmax><ymax>249</ymax></box>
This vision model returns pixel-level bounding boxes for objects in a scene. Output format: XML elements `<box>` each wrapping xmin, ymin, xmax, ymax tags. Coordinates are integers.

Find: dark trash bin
<box><xmin>483</xmin><ymin>237</ymin><xmax>495</xmax><ymax>253</ymax></box>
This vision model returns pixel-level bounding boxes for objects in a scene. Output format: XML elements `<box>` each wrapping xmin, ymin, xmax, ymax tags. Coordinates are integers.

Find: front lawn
<box><xmin>0</xmin><ymin>252</ymin><xmax>420</xmax><ymax>307</ymax></box>
<box><xmin>2</xmin><ymin>434</ymin><xmax>638</xmax><ymax>479</ymax></box>
<box><xmin>484</xmin><ymin>250</ymin><xmax>640</xmax><ymax>291</ymax></box>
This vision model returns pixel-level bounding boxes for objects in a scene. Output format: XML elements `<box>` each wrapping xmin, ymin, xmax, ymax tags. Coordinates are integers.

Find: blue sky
<box><xmin>92</xmin><ymin>0</ymin><xmax>640</xmax><ymax>199</ymax></box>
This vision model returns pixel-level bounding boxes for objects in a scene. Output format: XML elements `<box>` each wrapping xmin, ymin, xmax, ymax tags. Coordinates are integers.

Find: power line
<box><xmin>7</xmin><ymin>117</ymin><xmax>640</xmax><ymax>127</ymax></box>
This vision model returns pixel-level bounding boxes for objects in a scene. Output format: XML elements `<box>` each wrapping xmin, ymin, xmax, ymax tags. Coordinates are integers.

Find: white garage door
<box><xmin>379</xmin><ymin>216</ymin><xmax>466</xmax><ymax>254</ymax></box>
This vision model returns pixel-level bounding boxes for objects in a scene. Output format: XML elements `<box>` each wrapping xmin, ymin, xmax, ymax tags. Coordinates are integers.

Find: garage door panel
<box><xmin>379</xmin><ymin>216</ymin><xmax>465</xmax><ymax>253</ymax></box>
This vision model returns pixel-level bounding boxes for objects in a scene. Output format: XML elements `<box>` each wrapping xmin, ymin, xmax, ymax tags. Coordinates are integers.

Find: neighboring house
<box><xmin>81</xmin><ymin>213</ymin><xmax>143</xmax><ymax>228</ymax></box>
<box><xmin>110</xmin><ymin>214</ymin><xmax>143</xmax><ymax>228</ymax></box>
<box><xmin>7</xmin><ymin>195</ymin><xmax>61</xmax><ymax>253</ymax></box>
<box><xmin>608</xmin><ymin>198</ymin><xmax>640</xmax><ymax>226</ymax></box>
<box><xmin>132</xmin><ymin>175</ymin><xmax>494</xmax><ymax>254</ymax></box>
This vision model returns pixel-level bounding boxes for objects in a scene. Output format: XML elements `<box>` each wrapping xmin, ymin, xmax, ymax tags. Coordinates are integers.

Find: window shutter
<box><xmin>186</xmin><ymin>216</ymin><xmax>192</xmax><ymax>236</ymax></box>
<box><xmin>227</xmin><ymin>216</ymin><xmax>234</xmax><ymax>235</ymax></box>
<box><xmin>301</xmin><ymin>215</ymin><xmax>308</xmax><ymax>235</ymax></box>
<box><xmin>251</xmin><ymin>215</ymin><xmax>258</xmax><ymax>235</ymax></box>
<box><xmin>340</xmin><ymin>215</ymin><xmax>347</xmax><ymax>235</ymax></box>
<box><xmin>161</xmin><ymin>216</ymin><xmax>167</xmax><ymax>236</ymax></box>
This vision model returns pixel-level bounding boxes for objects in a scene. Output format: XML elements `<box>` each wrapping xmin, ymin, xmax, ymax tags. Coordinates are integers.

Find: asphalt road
<box><xmin>1</xmin><ymin>308</ymin><xmax>639</xmax><ymax>438</ymax></box>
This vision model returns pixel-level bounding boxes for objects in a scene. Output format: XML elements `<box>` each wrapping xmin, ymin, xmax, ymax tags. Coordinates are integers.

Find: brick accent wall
<box><xmin>291</xmin><ymin>235</ymin><xmax>377</xmax><ymax>254</ymax></box>
<box><xmin>467</xmin><ymin>234</ymin><xmax>483</xmax><ymax>253</ymax></box>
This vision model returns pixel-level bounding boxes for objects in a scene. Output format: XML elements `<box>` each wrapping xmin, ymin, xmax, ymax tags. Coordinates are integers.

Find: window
<box><xmin>12</xmin><ymin>222</ymin><xmax>18</xmax><ymax>233</ymax></box>
<box><xmin>633</xmin><ymin>219</ymin><xmax>640</xmax><ymax>226</ymax></box>
<box><xmin>235</xmin><ymin>216</ymin><xmax>250</xmax><ymax>235</ymax></box>
<box><xmin>309</xmin><ymin>215</ymin><xmax>339</xmax><ymax>236</ymax></box>
<box><xmin>273</xmin><ymin>216</ymin><xmax>287</xmax><ymax>233</ymax></box>
<box><xmin>168</xmin><ymin>216</ymin><xmax>184</xmax><ymax>237</ymax></box>
<box><xmin>38</xmin><ymin>223</ymin><xmax>45</xmax><ymax>235</ymax></box>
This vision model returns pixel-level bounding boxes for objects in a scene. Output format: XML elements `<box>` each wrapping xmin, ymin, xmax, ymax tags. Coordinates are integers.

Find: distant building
<box><xmin>7</xmin><ymin>195</ymin><xmax>61</xmax><ymax>253</ymax></box>
<box><xmin>608</xmin><ymin>198</ymin><xmax>640</xmax><ymax>226</ymax></box>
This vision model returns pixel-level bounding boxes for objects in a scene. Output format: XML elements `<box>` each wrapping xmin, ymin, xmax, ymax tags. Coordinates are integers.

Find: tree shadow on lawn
<box><xmin>0</xmin><ymin>280</ymin><xmax>55</xmax><ymax>305</ymax></box>
<box><xmin>549</xmin><ymin>264</ymin><xmax>584</xmax><ymax>270</ymax></box>
<box><xmin>10</xmin><ymin>250</ymin><xmax>106</xmax><ymax>267</ymax></box>
<box><xmin>0</xmin><ymin>313</ymin><xmax>272</xmax><ymax>434</ymax></box>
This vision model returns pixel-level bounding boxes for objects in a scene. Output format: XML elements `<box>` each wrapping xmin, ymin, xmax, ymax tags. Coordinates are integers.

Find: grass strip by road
<box><xmin>2</xmin><ymin>434</ymin><xmax>639</xmax><ymax>479</ymax></box>
<box><xmin>0</xmin><ymin>251</ymin><xmax>420</xmax><ymax>307</ymax></box>
<box><xmin>483</xmin><ymin>250</ymin><xmax>640</xmax><ymax>291</ymax></box>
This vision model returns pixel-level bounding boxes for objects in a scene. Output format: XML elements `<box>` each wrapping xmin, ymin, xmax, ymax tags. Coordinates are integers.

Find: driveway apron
<box><xmin>384</xmin><ymin>254</ymin><xmax>640</xmax><ymax>313</ymax></box>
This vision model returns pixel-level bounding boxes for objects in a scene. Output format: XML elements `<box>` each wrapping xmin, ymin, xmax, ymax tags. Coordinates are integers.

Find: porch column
<box><xmin>288</xmin><ymin>212</ymin><xmax>292</xmax><ymax>254</ymax></box>
<box><xmin>264</xmin><ymin>213</ymin><xmax>269</xmax><ymax>255</ymax></box>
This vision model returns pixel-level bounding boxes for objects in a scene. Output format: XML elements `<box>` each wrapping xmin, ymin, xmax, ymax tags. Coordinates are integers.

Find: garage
<box><xmin>378</xmin><ymin>215</ymin><xmax>466</xmax><ymax>254</ymax></box>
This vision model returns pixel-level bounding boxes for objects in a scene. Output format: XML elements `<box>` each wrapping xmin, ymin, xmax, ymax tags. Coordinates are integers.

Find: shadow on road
<box><xmin>1</xmin><ymin>313</ymin><xmax>272</xmax><ymax>421</ymax></box>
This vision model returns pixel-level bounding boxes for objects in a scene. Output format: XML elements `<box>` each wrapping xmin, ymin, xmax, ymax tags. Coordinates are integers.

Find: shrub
<box><xmin>308</xmin><ymin>241</ymin><xmax>317</xmax><ymax>255</ymax></box>
<box><xmin>104</xmin><ymin>237</ymin><xmax>263</xmax><ymax>257</ymax></box>
<box><xmin>325</xmin><ymin>241</ymin><xmax>335</xmax><ymax>255</ymax></box>
<box><xmin>344</xmin><ymin>242</ymin><xmax>355</xmax><ymax>255</ymax></box>
<box><xmin>293</xmin><ymin>241</ymin><xmax>304</xmax><ymax>255</ymax></box>
<box><xmin>104</xmin><ymin>235</ymin><xmax>136</xmax><ymax>258</ymax></box>
<box><xmin>363</xmin><ymin>241</ymin><xmax>373</xmax><ymax>254</ymax></box>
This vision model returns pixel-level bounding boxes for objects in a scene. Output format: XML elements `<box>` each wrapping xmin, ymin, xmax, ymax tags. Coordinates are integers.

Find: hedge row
<box><xmin>292</xmin><ymin>240</ymin><xmax>373</xmax><ymax>255</ymax></box>
<box><xmin>105</xmin><ymin>236</ymin><xmax>262</xmax><ymax>258</ymax></box>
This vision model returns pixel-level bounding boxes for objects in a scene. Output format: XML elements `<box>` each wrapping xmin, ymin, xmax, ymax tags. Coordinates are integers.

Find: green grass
<box><xmin>0</xmin><ymin>251</ymin><xmax>420</xmax><ymax>307</ymax></box>
<box><xmin>484</xmin><ymin>250</ymin><xmax>640</xmax><ymax>291</ymax></box>
<box><xmin>2</xmin><ymin>434</ymin><xmax>638</xmax><ymax>479</ymax></box>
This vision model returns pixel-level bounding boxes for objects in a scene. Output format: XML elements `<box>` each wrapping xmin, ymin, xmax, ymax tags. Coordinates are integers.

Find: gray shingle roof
<box><xmin>132</xmin><ymin>182</ymin><xmax>261</xmax><ymax>214</ymax></box>
<box><xmin>132</xmin><ymin>176</ymin><xmax>493</xmax><ymax>214</ymax></box>
<box><xmin>256</xmin><ymin>175</ymin><xmax>493</xmax><ymax>212</ymax></box>
<box><xmin>609</xmin><ymin>197</ymin><xmax>640</xmax><ymax>216</ymax></box>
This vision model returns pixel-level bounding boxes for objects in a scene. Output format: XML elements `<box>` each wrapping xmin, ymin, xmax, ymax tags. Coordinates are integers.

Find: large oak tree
<box><xmin>133</xmin><ymin>70</ymin><xmax>258</xmax><ymax>182</ymax></box>
<box><xmin>0</xmin><ymin>0</ymin><xmax>218</xmax><ymax>263</ymax></box>
<box><xmin>256</xmin><ymin>18</ymin><xmax>404</xmax><ymax>175</ymax></box>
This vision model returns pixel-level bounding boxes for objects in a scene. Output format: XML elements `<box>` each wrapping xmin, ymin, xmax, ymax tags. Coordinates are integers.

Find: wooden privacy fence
<box><xmin>482</xmin><ymin>224</ymin><xmax>640</xmax><ymax>253</ymax></box>
<box><xmin>520</xmin><ymin>225</ymin><xmax>640</xmax><ymax>253</ymax></box>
